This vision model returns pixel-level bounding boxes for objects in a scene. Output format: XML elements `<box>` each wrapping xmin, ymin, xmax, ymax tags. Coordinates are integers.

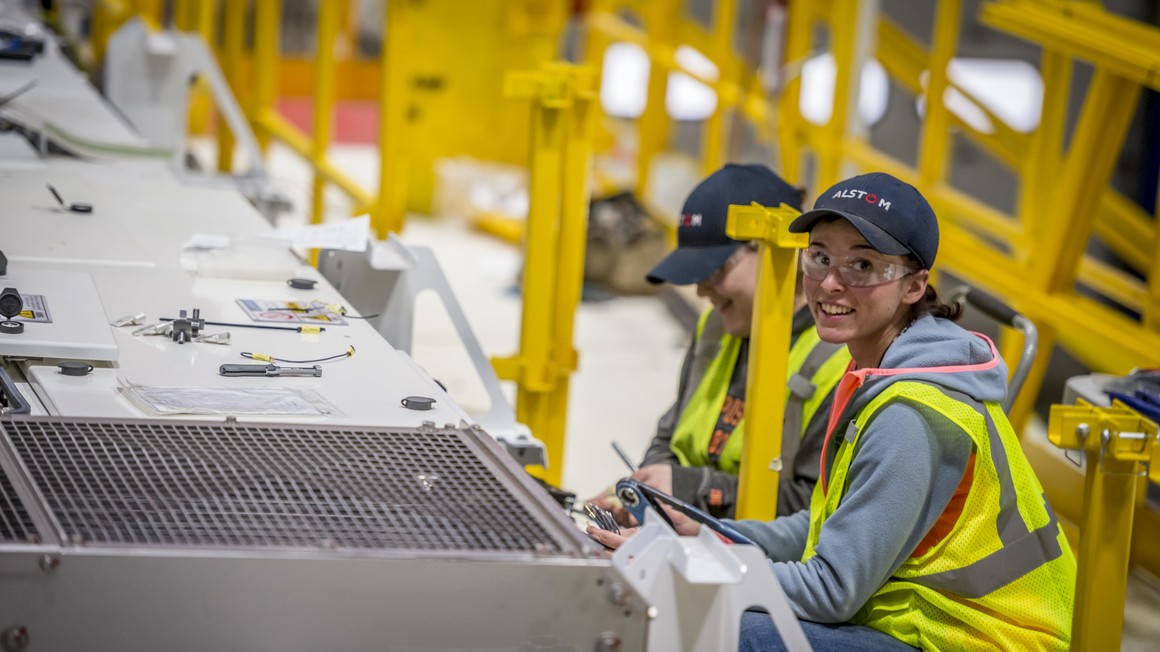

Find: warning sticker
<box><xmin>14</xmin><ymin>294</ymin><xmax>52</xmax><ymax>323</ymax></box>
<box><xmin>235</xmin><ymin>299</ymin><xmax>347</xmax><ymax>326</ymax></box>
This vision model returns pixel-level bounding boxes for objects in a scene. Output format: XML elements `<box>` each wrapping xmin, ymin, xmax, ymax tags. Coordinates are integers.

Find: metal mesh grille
<box><xmin>0</xmin><ymin>419</ymin><xmax>570</xmax><ymax>553</ymax></box>
<box><xmin>0</xmin><ymin>468</ymin><xmax>36</xmax><ymax>543</ymax></box>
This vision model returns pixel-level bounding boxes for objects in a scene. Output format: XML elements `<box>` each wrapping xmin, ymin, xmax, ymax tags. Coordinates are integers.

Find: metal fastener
<box><xmin>595</xmin><ymin>632</ymin><xmax>621</xmax><ymax>651</ymax></box>
<box><xmin>0</xmin><ymin>626</ymin><xmax>29</xmax><ymax>652</ymax></box>
<box><xmin>37</xmin><ymin>554</ymin><xmax>59</xmax><ymax>573</ymax></box>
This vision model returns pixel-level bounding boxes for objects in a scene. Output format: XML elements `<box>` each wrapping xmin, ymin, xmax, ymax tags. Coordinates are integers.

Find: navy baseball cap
<box><xmin>646</xmin><ymin>164</ymin><xmax>802</xmax><ymax>285</ymax></box>
<box><xmin>788</xmin><ymin>172</ymin><xmax>939</xmax><ymax>269</ymax></box>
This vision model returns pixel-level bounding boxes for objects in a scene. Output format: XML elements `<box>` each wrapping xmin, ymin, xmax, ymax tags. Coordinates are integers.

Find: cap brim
<box><xmin>788</xmin><ymin>209</ymin><xmax>910</xmax><ymax>257</ymax></box>
<box><xmin>645</xmin><ymin>243</ymin><xmax>740</xmax><ymax>285</ymax></box>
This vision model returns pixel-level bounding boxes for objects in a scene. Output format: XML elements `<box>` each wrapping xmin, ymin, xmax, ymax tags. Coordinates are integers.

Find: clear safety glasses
<box><xmin>800</xmin><ymin>247</ymin><xmax>915</xmax><ymax>288</ymax></box>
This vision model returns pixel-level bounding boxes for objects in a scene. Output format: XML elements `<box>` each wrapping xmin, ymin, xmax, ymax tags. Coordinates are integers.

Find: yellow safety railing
<box><xmin>491</xmin><ymin>63</ymin><xmax>597</xmax><ymax>486</ymax></box>
<box><xmin>86</xmin><ymin>0</ymin><xmax>404</xmax><ymax>236</ymax></box>
<box><xmin>1047</xmin><ymin>398</ymin><xmax>1160</xmax><ymax>651</ymax></box>
<box><xmin>775</xmin><ymin>0</ymin><xmax>1160</xmax><ymax>581</ymax></box>
<box><xmin>582</xmin><ymin>0</ymin><xmax>776</xmax><ymax>199</ymax></box>
<box><xmin>726</xmin><ymin>202</ymin><xmax>807</xmax><ymax>520</ymax></box>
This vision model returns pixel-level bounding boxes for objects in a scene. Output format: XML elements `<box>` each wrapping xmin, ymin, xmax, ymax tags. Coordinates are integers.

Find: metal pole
<box><xmin>701</xmin><ymin>0</ymin><xmax>738</xmax><ymax>175</ymax></box>
<box><xmin>375</xmin><ymin>0</ymin><xmax>411</xmax><ymax>238</ymax></box>
<box><xmin>726</xmin><ymin>204</ymin><xmax>807</xmax><ymax>520</ymax></box>
<box><xmin>311</xmin><ymin>0</ymin><xmax>342</xmax><ymax>227</ymax></box>
<box><xmin>635</xmin><ymin>0</ymin><xmax>676</xmax><ymax>199</ymax></box>
<box><xmin>216</xmin><ymin>0</ymin><xmax>245</xmax><ymax>172</ymax></box>
<box><xmin>542</xmin><ymin>65</ymin><xmax>597</xmax><ymax>488</ymax></box>
<box><xmin>252</xmin><ymin>0</ymin><xmax>282</xmax><ymax>155</ymax></box>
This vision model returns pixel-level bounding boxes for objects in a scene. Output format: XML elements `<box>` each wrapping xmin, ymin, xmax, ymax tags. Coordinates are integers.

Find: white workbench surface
<box><xmin>0</xmin><ymin>161</ymin><xmax>272</xmax><ymax>269</ymax></box>
<box><xmin>0</xmin><ymin>164</ymin><xmax>471</xmax><ymax>430</ymax></box>
<box><xmin>9</xmin><ymin>262</ymin><xmax>468</xmax><ymax>428</ymax></box>
<box><xmin>0</xmin><ymin>32</ymin><xmax>150</xmax><ymax>151</ymax></box>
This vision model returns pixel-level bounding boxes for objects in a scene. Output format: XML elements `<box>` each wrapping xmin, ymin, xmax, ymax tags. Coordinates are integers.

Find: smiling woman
<box><xmin>592</xmin><ymin>172</ymin><xmax>1077</xmax><ymax>652</ymax></box>
<box><xmin>585</xmin><ymin>164</ymin><xmax>850</xmax><ymax>522</ymax></box>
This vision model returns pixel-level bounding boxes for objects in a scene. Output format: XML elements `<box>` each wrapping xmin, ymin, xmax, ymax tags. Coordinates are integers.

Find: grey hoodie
<box><xmin>728</xmin><ymin>315</ymin><xmax>1008</xmax><ymax>623</ymax></box>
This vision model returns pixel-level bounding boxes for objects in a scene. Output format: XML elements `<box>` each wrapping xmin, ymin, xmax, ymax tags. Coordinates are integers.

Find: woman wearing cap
<box><xmin>590</xmin><ymin>172</ymin><xmax>1075</xmax><ymax>651</ymax></box>
<box><xmin>589</xmin><ymin>163</ymin><xmax>850</xmax><ymax>520</ymax></box>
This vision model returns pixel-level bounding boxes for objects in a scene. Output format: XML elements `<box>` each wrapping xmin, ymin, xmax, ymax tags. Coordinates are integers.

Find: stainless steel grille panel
<box><xmin>0</xmin><ymin>418</ymin><xmax>574</xmax><ymax>553</ymax></box>
<box><xmin>0</xmin><ymin>468</ymin><xmax>36</xmax><ymax>542</ymax></box>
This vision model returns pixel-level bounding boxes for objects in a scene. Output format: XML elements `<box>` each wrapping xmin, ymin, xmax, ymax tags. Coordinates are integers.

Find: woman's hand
<box><xmin>630</xmin><ymin>464</ymin><xmax>674</xmax><ymax>495</ymax></box>
<box><xmin>586</xmin><ymin>503</ymin><xmax>703</xmax><ymax>550</ymax></box>
<box><xmin>587</xmin><ymin>525</ymin><xmax>637</xmax><ymax>550</ymax></box>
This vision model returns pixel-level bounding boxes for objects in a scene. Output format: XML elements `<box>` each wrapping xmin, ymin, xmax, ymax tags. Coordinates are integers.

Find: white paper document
<box><xmin>119</xmin><ymin>380</ymin><xmax>339</xmax><ymax>417</ymax></box>
<box><xmin>269</xmin><ymin>215</ymin><xmax>370</xmax><ymax>252</ymax></box>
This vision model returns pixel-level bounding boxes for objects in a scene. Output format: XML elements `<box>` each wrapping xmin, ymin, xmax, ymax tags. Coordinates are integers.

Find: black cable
<box><xmin>240</xmin><ymin>346</ymin><xmax>355</xmax><ymax>364</ymax></box>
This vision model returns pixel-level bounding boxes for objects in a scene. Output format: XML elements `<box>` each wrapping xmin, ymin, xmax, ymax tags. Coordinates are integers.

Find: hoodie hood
<box><xmin>854</xmin><ymin>314</ymin><xmax>1008</xmax><ymax>410</ymax></box>
<box><xmin>818</xmin><ymin>315</ymin><xmax>1009</xmax><ymax>493</ymax></box>
<box><xmin>824</xmin><ymin>314</ymin><xmax>1009</xmax><ymax>449</ymax></box>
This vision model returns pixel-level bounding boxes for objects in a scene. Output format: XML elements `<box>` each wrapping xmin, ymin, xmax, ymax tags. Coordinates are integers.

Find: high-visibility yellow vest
<box><xmin>802</xmin><ymin>381</ymin><xmax>1075</xmax><ymax>651</ymax></box>
<box><xmin>669</xmin><ymin>310</ymin><xmax>848</xmax><ymax>474</ymax></box>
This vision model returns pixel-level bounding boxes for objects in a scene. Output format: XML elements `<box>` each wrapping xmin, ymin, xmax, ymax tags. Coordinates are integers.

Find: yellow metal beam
<box><xmin>726</xmin><ymin>203</ymin><xmax>808</xmax><ymax>520</ymax></box>
<box><xmin>1032</xmin><ymin>69</ymin><xmax>1140</xmax><ymax>292</ymax></box>
<box><xmin>1076</xmin><ymin>257</ymin><xmax>1146</xmax><ymax>314</ymax></box>
<box><xmin>495</xmin><ymin>63</ymin><xmax>597</xmax><ymax>486</ymax></box>
<box><xmin>917</xmin><ymin>0</ymin><xmax>961</xmax><ymax>190</ymax></box>
<box><xmin>252</xmin><ymin>0</ymin><xmax>282</xmax><ymax>155</ymax></box>
<box><xmin>216</xmin><ymin>0</ymin><xmax>245</xmax><ymax>172</ymax></box>
<box><xmin>633</xmin><ymin>0</ymin><xmax>676</xmax><ymax>198</ymax></box>
<box><xmin>255</xmin><ymin>110</ymin><xmax>376</xmax><ymax>211</ymax></box>
<box><xmin>374</xmin><ymin>0</ymin><xmax>410</xmax><ymax>237</ymax></box>
<box><xmin>777</xmin><ymin>0</ymin><xmax>815</xmax><ymax>185</ymax></box>
<box><xmin>701</xmin><ymin>0</ymin><xmax>738</xmax><ymax>176</ymax></box>
<box><xmin>980</xmin><ymin>0</ymin><xmax>1160</xmax><ymax>92</ymax></box>
<box><xmin>1048</xmin><ymin>399</ymin><xmax>1159</xmax><ymax>652</ymax></box>
<box><xmin>310</xmin><ymin>0</ymin><xmax>342</xmax><ymax>227</ymax></box>
<box><xmin>1093</xmin><ymin>190</ymin><xmax>1156</xmax><ymax>273</ymax></box>
<box><xmin>817</xmin><ymin>0</ymin><xmax>862</xmax><ymax>190</ymax></box>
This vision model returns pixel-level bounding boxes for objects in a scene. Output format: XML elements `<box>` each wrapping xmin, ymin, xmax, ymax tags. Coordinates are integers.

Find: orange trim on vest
<box><xmin>911</xmin><ymin>452</ymin><xmax>976</xmax><ymax>558</ymax></box>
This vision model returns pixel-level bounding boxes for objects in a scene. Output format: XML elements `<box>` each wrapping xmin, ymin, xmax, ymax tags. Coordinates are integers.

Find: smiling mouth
<box><xmin>819</xmin><ymin>303</ymin><xmax>853</xmax><ymax>316</ymax></box>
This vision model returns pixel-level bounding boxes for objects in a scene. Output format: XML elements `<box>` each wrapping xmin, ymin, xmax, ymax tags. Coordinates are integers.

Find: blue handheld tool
<box><xmin>614</xmin><ymin>478</ymin><xmax>758</xmax><ymax>546</ymax></box>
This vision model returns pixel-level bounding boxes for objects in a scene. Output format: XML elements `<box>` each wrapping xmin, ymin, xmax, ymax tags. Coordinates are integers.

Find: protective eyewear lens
<box><xmin>800</xmin><ymin>248</ymin><xmax>914</xmax><ymax>288</ymax></box>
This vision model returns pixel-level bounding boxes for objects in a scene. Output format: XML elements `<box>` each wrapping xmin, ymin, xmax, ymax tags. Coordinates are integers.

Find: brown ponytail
<box><xmin>909</xmin><ymin>284</ymin><xmax>964</xmax><ymax>323</ymax></box>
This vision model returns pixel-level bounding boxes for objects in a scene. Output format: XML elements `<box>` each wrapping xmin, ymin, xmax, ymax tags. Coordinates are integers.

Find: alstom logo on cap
<box><xmin>680</xmin><ymin>213</ymin><xmax>703</xmax><ymax>227</ymax></box>
<box><xmin>833</xmin><ymin>188</ymin><xmax>891</xmax><ymax>211</ymax></box>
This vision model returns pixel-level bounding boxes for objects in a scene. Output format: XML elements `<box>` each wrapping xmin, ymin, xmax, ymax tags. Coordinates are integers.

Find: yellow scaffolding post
<box><xmin>816</xmin><ymin>0</ymin><xmax>864</xmax><ymax>191</ymax></box>
<box><xmin>374</xmin><ymin>0</ymin><xmax>411</xmax><ymax>238</ymax></box>
<box><xmin>493</xmin><ymin>63</ymin><xmax>597</xmax><ymax>486</ymax></box>
<box><xmin>252</xmin><ymin>0</ymin><xmax>282</xmax><ymax>155</ymax></box>
<box><xmin>700</xmin><ymin>0</ymin><xmax>737</xmax><ymax>176</ymax></box>
<box><xmin>916</xmin><ymin>0</ymin><xmax>960</xmax><ymax>192</ymax></box>
<box><xmin>216</xmin><ymin>0</ymin><xmax>246</xmax><ymax>172</ymax></box>
<box><xmin>635</xmin><ymin>0</ymin><xmax>676</xmax><ymax>199</ymax></box>
<box><xmin>726</xmin><ymin>202</ymin><xmax>807</xmax><ymax>520</ymax></box>
<box><xmin>777</xmin><ymin>0</ymin><xmax>813</xmax><ymax>186</ymax></box>
<box><xmin>311</xmin><ymin>0</ymin><xmax>343</xmax><ymax>227</ymax></box>
<box><xmin>543</xmin><ymin>64</ymin><xmax>598</xmax><ymax>486</ymax></box>
<box><xmin>1047</xmin><ymin>399</ymin><xmax>1160</xmax><ymax>651</ymax></box>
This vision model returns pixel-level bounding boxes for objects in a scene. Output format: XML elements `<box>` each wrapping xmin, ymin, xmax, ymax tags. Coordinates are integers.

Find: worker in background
<box><xmin>590</xmin><ymin>172</ymin><xmax>1076</xmax><ymax>651</ymax></box>
<box><xmin>588</xmin><ymin>163</ymin><xmax>850</xmax><ymax>520</ymax></box>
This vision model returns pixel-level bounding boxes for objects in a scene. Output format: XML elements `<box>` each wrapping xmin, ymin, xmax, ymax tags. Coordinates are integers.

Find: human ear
<box><xmin>901</xmin><ymin>269</ymin><xmax>929</xmax><ymax>305</ymax></box>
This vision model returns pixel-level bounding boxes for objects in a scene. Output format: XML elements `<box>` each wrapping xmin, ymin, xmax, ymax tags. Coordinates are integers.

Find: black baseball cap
<box><xmin>646</xmin><ymin>164</ymin><xmax>802</xmax><ymax>285</ymax></box>
<box><xmin>788</xmin><ymin>172</ymin><xmax>939</xmax><ymax>269</ymax></box>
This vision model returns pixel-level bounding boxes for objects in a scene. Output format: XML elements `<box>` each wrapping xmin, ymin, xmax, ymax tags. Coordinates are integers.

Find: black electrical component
<box><xmin>0</xmin><ymin>287</ymin><xmax>23</xmax><ymax>335</ymax></box>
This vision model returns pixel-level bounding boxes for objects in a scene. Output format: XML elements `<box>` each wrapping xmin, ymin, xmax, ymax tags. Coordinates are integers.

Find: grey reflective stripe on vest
<box><xmin>781</xmin><ymin>340</ymin><xmax>845</xmax><ymax>469</ymax></box>
<box><xmin>904</xmin><ymin>386</ymin><xmax>1063</xmax><ymax>599</ymax></box>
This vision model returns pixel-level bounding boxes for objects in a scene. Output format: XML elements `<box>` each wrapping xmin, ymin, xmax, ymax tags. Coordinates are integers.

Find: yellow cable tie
<box><xmin>250</xmin><ymin>353</ymin><xmax>273</xmax><ymax>362</ymax></box>
<box><xmin>299</xmin><ymin>326</ymin><xmax>323</xmax><ymax>334</ymax></box>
